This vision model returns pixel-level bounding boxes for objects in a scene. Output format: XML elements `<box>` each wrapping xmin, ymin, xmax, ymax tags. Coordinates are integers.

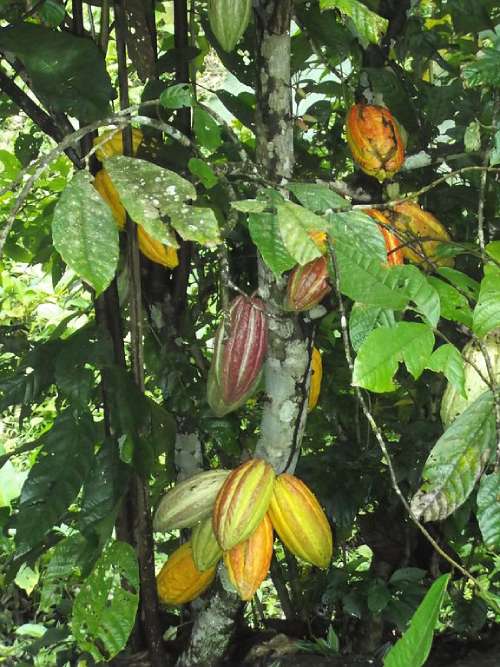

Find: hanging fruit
<box><xmin>286</xmin><ymin>256</ymin><xmax>331</xmax><ymax>312</ymax></box>
<box><xmin>93</xmin><ymin>169</ymin><xmax>126</xmax><ymax>230</ymax></box>
<box><xmin>93</xmin><ymin>127</ymin><xmax>143</xmax><ymax>162</ymax></box>
<box><xmin>208</xmin><ymin>0</ymin><xmax>252</xmax><ymax>52</ymax></box>
<box><xmin>308</xmin><ymin>347</ymin><xmax>323</xmax><ymax>412</ymax></box>
<box><xmin>192</xmin><ymin>516</ymin><xmax>223</xmax><ymax>572</ymax></box>
<box><xmin>137</xmin><ymin>225</ymin><xmax>179</xmax><ymax>269</ymax></box>
<box><xmin>365</xmin><ymin>208</ymin><xmax>404</xmax><ymax>266</ymax></box>
<box><xmin>156</xmin><ymin>542</ymin><xmax>216</xmax><ymax>605</ymax></box>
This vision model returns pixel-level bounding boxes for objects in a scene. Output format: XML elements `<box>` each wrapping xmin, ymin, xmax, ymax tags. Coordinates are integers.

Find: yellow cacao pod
<box><xmin>213</xmin><ymin>458</ymin><xmax>276</xmax><ymax>551</ymax></box>
<box><xmin>157</xmin><ymin>542</ymin><xmax>216</xmax><ymax>605</ymax></box>
<box><xmin>94</xmin><ymin>127</ymin><xmax>143</xmax><ymax>162</ymax></box>
<box><xmin>224</xmin><ymin>514</ymin><xmax>273</xmax><ymax>601</ymax></box>
<box><xmin>269</xmin><ymin>473</ymin><xmax>332</xmax><ymax>569</ymax></box>
<box><xmin>191</xmin><ymin>516</ymin><xmax>223</xmax><ymax>572</ymax></box>
<box><xmin>308</xmin><ymin>347</ymin><xmax>322</xmax><ymax>412</ymax></box>
<box><xmin>93</xmin><ymin>169</ymin><xmax>126</xmax><ymax>230</ymax></box>
<box><xmin>137</xmin><ymin>225</ymin><xmax>179</xmax><ymax>269</ymax></box>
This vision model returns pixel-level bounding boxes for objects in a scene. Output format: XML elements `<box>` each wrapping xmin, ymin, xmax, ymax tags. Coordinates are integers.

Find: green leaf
<box><xmin>463</xmin><ymin>48</ymin><xmax>500</xmax><ymax>88</ymax></box>
<box><xmin>427</xmin><ymin>344</ymin><xmax>466</xmax><ymax>398</ymax></box>
<box><xmin>276</xmin><ymin>201</ymin><xmax>325</xmax><ymax>265</ymax></box>
<box><xmin>320</xmin><ymin>0</ymin><xmax>389</xmax><ymax>45</ymax></box>
<box><xmin>15</xmin><ymin>412</ymin><xmax>96</xmax><ymax>549</ymax></box>
<box><xmin>473</xmin><ymin>264</ymin><xmax>500</xmax><ymax>338</ymax></box>
<box><xmin>40</xmin><ymin>0</ymin><xmax>65</xmax><ymax>26</ymax></box>
<box><xmin>0</xmin><ymin>461</ymin><xmax>27</xmax><ymax>508</ymax></box>
<box><xmin>169</xmin><ymin>205</ymin><xmax>221</xmax><ymax>246</ymax></box>
<box><xmin>464</xmin><ymin>120</ymin><xmax>481</xmax><ymax>152</ymax></box>
<box><xmin>288</xmin><ymin>182</ymin><xmax>351</xmax><ymax>213</ymax></box>
<box><xmin>231</xmin><ymin>199</ymin><xmax>268</xmax><ymax>214</ymax></box>
<box><xmin>52</xmin><ymin>171</ymin><xmax>119</xmax><ymax>295</ymax></box>
<box><xmin>485</xmin><ymin>241</ymin><xmax>500</xmax><ymax>263</ymax></box>
<box><xmin>193</xmin><ymin>106</ymin><xmax>223</xmax><ymax>152</ymax></box>
<box><xmin>160</xmin><ymin>83</ymin><xmax>193</xmax><ymax>109</ymax></box>
<box><xmin>0</xmin><ymin>24</ymin><xmax>114</xmax><ymax>121</ymax></box>
<box><xmin>353</xmin><ymin>322</ymin><xmax>435</xmax><ymax>393</ymax></box>
<box><xmin>476</xmin><ymin>472</ymin><xmax>500</xmax><ymax>551</ymax></box>
<box><xmin>72</xmin><ymin>541</ymin><xmax>139</xmax><ymax>662</ymax></box>
<box><xmin>437</xmin><ymin>267</ymin><xmax>480</xmax><ymax>301</ymax></box>
<box><xmin>411</xmin><ymin>392</ymin><xmax>495</xmax><ymax>522</ymax></box>
<box><xmin>349</xmin><ymin>303</ymin><xmax>396</xmax><ymax>352</ymax></box>
<box><xmin>248</xmin><ymin>212</ymin><xmax>296</xmax><ymax>276</ymax></box>
<box><xmin>384</xmin><ymin>574</ymin><xmax>450</xmax><ymax>667</ymax></box>
<box><xmin>328</xmin><ymin>211</ymin><xmax>386</xmax><ymax>263</ymax></box>
<box><xmin>188</xmin><ymin>158</ymin><xmax>219</xmax><ymax>189</ymax></box>
<box><xmin>428</xmin><ymin>277</ymin><xmax>473</xmax><ymax>327</ymax></box>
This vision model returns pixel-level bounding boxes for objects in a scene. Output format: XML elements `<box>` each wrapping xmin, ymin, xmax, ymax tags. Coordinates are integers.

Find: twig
<box><xmin>0</xmin><ymin>439</ymin><xmax>40</xmax><ymax>469</ymax></box>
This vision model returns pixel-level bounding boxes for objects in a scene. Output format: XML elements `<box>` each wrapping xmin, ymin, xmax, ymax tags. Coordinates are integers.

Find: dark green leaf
<box><xmin>476</xmin><ymin>472</ymin><xmax>500</xmax><ymax>550</ymax></box>
<box><xmin>188</xmin><ymin>158</ymin><xmax>219</xmax><ymax>189</ymax></box>
<box><xmin>193</xmin><ymin>107</ymin><xmax>223</xmax><ymax>152</ymax></box>
<box><xmin>428</xmin><ymin>277</ymin><xmax>473</xmax><ymax>327</ymax></box>
<box><xmin>160</xmin><ymin>83</ymin><xmax>193</xmax><ymax>109</ymax></box>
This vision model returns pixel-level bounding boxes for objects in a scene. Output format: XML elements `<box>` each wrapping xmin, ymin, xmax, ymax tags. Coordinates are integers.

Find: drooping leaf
<box><xmin>427</xmin><ymin>344</ymin><xmax>466</xmax><ymax>398</ymax></box>
<box><xmin>248</xmin><ymin>212</ymin><xmax>296</xmax><ymax>276</ymax></box>
<box><xmin>320</xmin><ymin>0</ymin><xmax>388</xmax><ymax>45</ymax></box>
<box><xmin>411</xmin><ymin>392</ymin><xmax>495</xmax><ymax>522</ymax></box>
<box><xmin>476</xmin><ymin>472</ymin><xmax>500</xmax><ymax>551</ymax></box>
<box><xmin>168</xmin><ymin>205</ymin><xmax>221</xmax><ymax>246</ymax></box>
<box><xmin>288</xmin><ymin>182</ymin><xmax>351</xmax><ymax>213</ymax></box>
<box><xmin>473</xmin><ymin>264</ymin><xmax>500</xmax><ymax>338</ymax></box>
<box><xmin>276</xmin><ymin>201</ymin><xmax>325</xmax><ymax>265</ymax></box>
<box><xmin>349</xmin><ymin>303</ymin><xmax>396</xmax><ymax>352</ymax></box>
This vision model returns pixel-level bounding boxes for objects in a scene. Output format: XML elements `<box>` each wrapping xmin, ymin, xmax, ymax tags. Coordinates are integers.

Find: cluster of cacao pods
<box><xmin>92</xmin><ymin>129</ymin><xmax>178</xmax><ymax>269</ymax></box>
<box><xmin>154</xmin><ymin>458</ymin><xmax>333</xmax><ymax>605</ymax></box>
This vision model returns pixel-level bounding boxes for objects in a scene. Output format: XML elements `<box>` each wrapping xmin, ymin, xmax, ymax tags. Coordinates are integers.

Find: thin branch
<box><xmin>0</xmin><ymin>439</ymin><xmax>40</xmax><ymax>469</ymax></box>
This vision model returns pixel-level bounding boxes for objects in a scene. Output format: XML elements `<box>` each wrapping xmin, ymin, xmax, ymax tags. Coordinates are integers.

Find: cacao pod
<box><xmin>213</xmin><ymin>458</ymin><xmax>276</xmax><ymax>551</ymax></box>
<box><xmin>207</xmin><ymin>295</ymin><xmax>268</xmax><ymax>417</ymax></box>
<box><xmin>137</xmin><ymin>225</ymin><xmax>179</xmax><ymax>269</ymax></box>
<box><xmin>208</xmin><ymin>0</ymin><xmax>252</xmax><ymax>52</ymax></box>
<box><xmin>157</xmin><ymin>542</ymin><xmax>216</xmax><ymax>605</ymax></box>
<box><xmin>441</xmin><ymin>330</ymin><xmax>500</xmax><ymax>428</ymax></box>
<box><xmin>224</xmin><ymin>514</ymin><xmax>273</xmax><ymax>601</ymax></box>
<box><xmin>365</xmin><ymin>209</ymin><xmax>404</xmax><ymax>266</ymax></box>
<box><xmin>192</xmin><ymin>516</ymin><xmax>223</xmax><ymax>572</ymax></box>
<box><xmin>93</xmin><ymin>169</ymin><xmax>126</xmax><ymax>230</ymax></box>
<box><xmin>94</xmin><ymin>127</ymin><xmax>143</xmax><ymax>162</ymax></box>
<box><xmin>389</xmin><ymin>201</ymin><xmax>452</xmax><ymax>269</ymax></box>
<box><xmin>308</xmin><ymin>347</ymin><xmax>322</xmax><ymax>412</ymax></box>
<box><xmin>285</xmin><ymin>256</ymin><xmax>331</xmax><ymax>312</ymax></box>
<box><xmin>346</xmin><ymin>104</ymin><xmax>405</xmax><ymax>182</ymax></box>
<box><xmin>268</xmin><ymin>473</ymin><xmax>332</xmax><ymax>569</ymax></box>
<box><xmin>153</xmin><ymin>469</ymin><xmax>230</xmax><ymax>532</ymax></box>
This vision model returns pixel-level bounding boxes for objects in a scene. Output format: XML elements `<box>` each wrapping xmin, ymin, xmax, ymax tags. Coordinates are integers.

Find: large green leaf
<box><xmin>168</xmin><ymin>205</ymin><xmax>221</xmax><ymax>246</ymax></box>
<box><xmin>72</xmin><ymin>541</ymin><xmax>139</xmax><ymax>662</ymax></box>
<box><xmin>476</xmin><ymin>472</ymin><xmax>500</xmax><ymax>551</ymax></box>
<box><xmin>0</xmin><ymin>24</ymin><xmax>114</xmax><ymax>121</ymax></box>
<box><xmin>426</xmin><ymin>344</ymin><xmax>466</xmax><ymax>398</ymax></box>
<box><xmin>52</xmin><ymin>171</ymin><xmax>119</xmax><ymax>295</ymax></box>
<box><xmin>248</xmin><ymin>212</ymin><xmax>296</xmax><ymax>276</ymax></box>
<box><xmin>428</xmin><ymin>277</ymin><xmax>473</xmax><ymax>327</ymax></box>
<box><xmin>411</xmin><ymin>392</ymin><xmax>495</xmax><ymax>522</ymax></box>
<box><xmin>15</xmin><ymin>412</ymin><xmax>96</xmax><ymax>549</ymax></box>
<box><xmin>320</xmin><ymin>0</ymin><xmax>388</xmax><ymax>45</ymax></box>
<box><xmin>328</xmin><ymin>211</ymin><xmax>386</xmax><ymax>262</ymax></box>
<box><xmin>384</xmin><ymin>574</ymin><xmax>450</xmax><ymax>667</ymax></box>
<box><xmin>349</xmin><ymin>303</ymin><xmax>396</xmax><ymax>352</ymax></box>
<box><xmin>352</xmin><ymin>322</ymin><xmax>435</xmax><ymax>393</ymax></box>
<box><xmin>288</xmin><ymin>182</ymin><xmax>351</xmax><ymax>213</ymax></box>
<box><xmin>276</xmin><ymin>201</ymin><xmax>325</xmax><ymax>265</ymax></box>
<box><xmin>473</xmin><ymin>264</ymin><xmax>500</xmax><ymax>337</ymax></box>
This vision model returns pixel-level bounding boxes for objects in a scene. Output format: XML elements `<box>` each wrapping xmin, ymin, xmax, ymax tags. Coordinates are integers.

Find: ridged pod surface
<box><xmin>224</xmin><ymin>514</ymin><xmax>273</xmax><ymax>601</ymax></box>
<box><xmin>269</xmin><ymin>474</ymin><xmax>332</xmax><ymax>569</ymax></box>
<box><xmin>207</xmin><ymin>295</ymin><xmax>268</xmax><ymax>417</ymax></box>
<box><xmin>286</xmin><ymin>256</ymin><xmax>331</xmax><ymax>312</ymax></box>
<box><xmin>208</xmin><ymin>0</ymin><xmax>252</xmax><ymax>52</ymax></box>
<box><xmin>94</xmin><ymin>128</ymin><xmax>143</xmax><ymax>162</ymax></box>
<box><xmin>346</xmin><ymin>104</ymin><xmax>404</xmax><ymax>182</ymax></box>
<box><xmin>153</xmin><ymin>469</ymin><xmax>230</xmax><ymax>532</ymax></box>
<box><xmin>192</xmin><ymin>516</ymin><xmax>223</xmax><ymax>572</ymax></box>
<box><xmin>389</xmin><ymin>201</ymin><xmax>452</xmax><ymax>269</ymax></box>
<box><xmin>213</xmin><ymin>458</ymin><xmax>276</xmax><ymax>551</ymax></box>
<box><xmin>308</xmin><ymin>347</ymin><xmax>323</xmax><ymax>412</ymax></box>
<box><xmin>137</xmin><ymin>225</ymin><xmax>179</xmax><ymax>269</ymax></box>
<box><xmin>157</xmin><ymin>542</ymin><xmax>216</xmax><ymax>605</ymax></box>
<box><xmin>94</xmin><ymin>170</ymin><xmax>126</xmax><ymax>230</ymax></box>
<box><xmin>365</xmin><ymin>209</ymin><xmax>404</xmax><ymax>266</ymax></box>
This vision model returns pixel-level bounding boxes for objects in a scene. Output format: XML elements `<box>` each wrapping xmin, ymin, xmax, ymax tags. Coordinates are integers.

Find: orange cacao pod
<box><xmin>268</xmin><ymin>473</ymin><xmax>332</xmax><ymax>569</ymax></box>
<box><xmin>94</xmin><ymin>169</ymin><xmax>126</xmax><ymax>230</ymax></box>
<box><xmin>156</xmin><ymin>542</ymin><xmax>216</xmax><ymax>605</ymax></box>
<box><xmin>286</xmin><ymin>256</ymin><xmax>331</xmax><ymax>312</ymax></box>
<box><xmin>308</xmin><ymin>347</ymin><xmax>322</xmax><ymax>412</ymax></box>
<box><xmin>213</xmin><ymin>458</ymin><xmax>276</xmax><ymax>551</ymax></box>
<box><xmin>224</xmin><ymin>514</ymin><xmax>273</xmax><ymax>601</ymax></box>
<box><xmin>207</xmin><ymin>295</ymin><xmax>268</xmax><ymax>417</ymax></box>
<box><xmin>346</xmin><ymin>104</ymin><xmax>404</xmax><ymax>182</ymax></box>
<box><xmin>192</xmin><ymin>516</ymin><xmax>223</xmax><ymax>572</ymax></box>
<box><xmin>365</xmin><ymin>209</ymin><xmax>404</xmax><ymax>266</ymax></box>
<box><xmin>137</xmin><ymin>225</ymin><xmax>179</xmax><ymax>269</ymax></box>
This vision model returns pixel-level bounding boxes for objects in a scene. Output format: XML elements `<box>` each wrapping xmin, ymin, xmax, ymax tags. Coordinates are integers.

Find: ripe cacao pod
<box><xmin>269</xmin><ymin>473</ymin><xmax>332</xmax><ymax>569</ymax></box>
<box><xmin>157</xmin><ymin>542</ymin><xmax>216</xmax><ymax>605</ymax></box>
<box><xmin>441</xmin><ymin>330</ymin><xmax>500</xmax><ymax>428</ymax></box>
<box><xmin>207</xmin><ymin>295</ymin><xmax>268</xmax><ymax>417</ymax></box>
<box><xmin>308</xmin><ymin>347</ymin><xmax>322</xmax><ymax>412</ymax></box>
<box><xmin>224</xmin><ymin>514</ymin><xmax>273</xmax><ymax>601</ymax></box>
<box><xmin>192</xmin><ymin>516</ymin><xmax>223</xmax><ymax>572</ymax></box>
<box><xmin>213</xmin><ymin>458</ymin><xmax>276</xmax><ymax>551</ymax></box>
<box><xmin>208</xmin><ymin>0</ymin><xmax>252</xmax><ymax>52</ymax></box>
<box><xmin>94</xmin><ymin>127</ymin><xmax>143</xmax><ymax>162</ymax></box>
<box><xmin>346</xmin><ymin>104</ymin><xmax>405</xmax><ymax>182</ymax></box>
<box><xmin>94</xmin><ymin>169</ymin><xmax>126</xmax><ymax>230</ymax></box>
<box><xmin>365</xmin><ymin>209</ymin><xmax>404</xmax><ymax>266</ymax></box>
<box><xmin>389</xmin><ymin>201</ymin><xmax>452</xmax><ymax>269</ymax></box>
<box><xmin>153</xmin><ymin>469</ymin><xmax>230</xmax><ymax>532</ymax></box>
<box><xmin>137</xmin><ymin>225</ymin><xmax>179</xmax><ymax>269</ymax></box>
<box><xmin>285</xmin><ymin>256</ymin><xmax>331</xmax><ymax>312</ymax></box>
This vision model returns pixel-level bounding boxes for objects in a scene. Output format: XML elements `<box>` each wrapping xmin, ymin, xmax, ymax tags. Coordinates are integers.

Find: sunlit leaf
<box><xmin>427</xmin><ymin>343</ymin><xmax>466</xmax><ymax>398</ymax></box>
<box><xmin>320</xmin><ymin>0</ymin><xmax>388</xmax><ymax>45</ymax></box>
<box><xmin>249</xmin><ymin>212</ymin><xmax>296</xmax><ymax>276</ymax></box>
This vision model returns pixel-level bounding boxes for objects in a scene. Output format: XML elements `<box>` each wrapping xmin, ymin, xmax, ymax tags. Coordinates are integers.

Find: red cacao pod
<box><xmin>213</xmin><ymin>458</ymin><xmax>276</xmax><ymax>551</ymax></box>
<box><xmin>346</xmin><ymin>104</ymin><xmax>405</xmax><ymax>182</ymax></box>
<box><xmin>207</xmin><ymin>295</ymin><xmax>268</xmax><ymax>417</ymax></box>
<box><xmin>224</xmin><ymin>514</ymin><xmax>274</xmax><ymax>601</ymax></box>
<box><xmin>285</xmin><ymin>256</ymin><xmax>331</xmax><ymax>312</ymax></box>
<box><xmin>365</xmin><ymin>209</ymin><xmax>404</xmax><ymax>266</ymax></box>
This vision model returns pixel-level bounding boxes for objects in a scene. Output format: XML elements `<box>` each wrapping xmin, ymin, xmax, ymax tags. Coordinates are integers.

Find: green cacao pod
<box><xmin>191</xmin><ymin>516</ymin><xmax>223</xmax><ymax>572</ymax></box>
<box><xmin>153</xmin><ymin>469</ymin><xmax>230</xmax><ymax>532</ymax></box>
<box><xmin>157</xmin><ymin>542</ymin><xmax>216</xmax><ymax>605</ymax></box>
<box><xmin>208</xmin><ymin>0</ymin><xmax>252</xmax><ymax>53</ymax></box>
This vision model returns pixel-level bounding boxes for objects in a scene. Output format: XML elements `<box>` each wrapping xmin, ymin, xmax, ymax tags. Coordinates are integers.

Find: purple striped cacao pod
<box><xmin>285</xmin><ymin>256</ymin><xmax>331</xmax><ymax>312</ymax></box>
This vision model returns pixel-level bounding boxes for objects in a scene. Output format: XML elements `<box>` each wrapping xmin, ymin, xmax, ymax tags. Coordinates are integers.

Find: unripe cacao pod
<box><xmin>346</xmin><ymin>104</ymin><xmax>405</xmax><ymax>182</ymax></box>
<box><xmin>308</xmin><ymin>347</ymin><xmax>322</xmax><ymax>412</ymax></box>
<box><xmin>153</xmin><ymin>469</ymin><xmax>230</xmax><ymax>532</ymax></box>
<box><xmin>157</xmin><ymin>542</ymin><xmax>216</xmax><ymax>605</ymax></box>
<box><xmin>94</xmin><ymin>169</ymin><xmax>126</xmax><ymax>230</ymax></box>
<box><xmin>213</xmin><ymin>458</ymin><xmax>276</xmax><ymax>551</ymax></box>
<box><xmin>137</xmin><ymin>225</ymin><xmax>179</xmax><ymax>269</ymax></box>
<box><xmin>192</xmin><ymin>516</ymin><xmax>223</xmax><ymax>572</ymax></box>
<box><xmin>269</xmin><ymin>473</ymin><xmax>332</xmax><ymax>569</ymax></box>
<box><xmin>389</xmin><ymin>201</ymin><xmax>452</xmax><ymax>269</ymax></box>
<box><xmin>285</xmin><ymin>256</ymin><xmax>331</xmax><ymax>312</ymax></box>
<box><xmin>224</xmin><ymin>514</ymin><xmax>273</xmax><ymax>601</ymax></box>
<box><xmin>207</xmin><ymin>295</ymin><xmax>268</xmax><ymax>417</ymax></box>
<box><xmin>365</xmin><ymin>209</ymin><xmax>404</xmax><ymax>266</ymax></box>
<box><xmin>94</xmin><ymin>127</ymin><xmax>143</xmax><ymax>162</ymax></box>
<box><xmin>208</xmin><ymin>0</ymin><xmax>252</xmax><ymax>53</ymax></box>
<box><xmin>441</xmin><ymin>330</ymin><xmax>500</xmax><ymax>428</ymax></box>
